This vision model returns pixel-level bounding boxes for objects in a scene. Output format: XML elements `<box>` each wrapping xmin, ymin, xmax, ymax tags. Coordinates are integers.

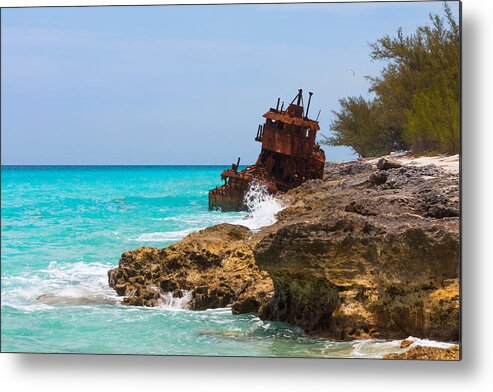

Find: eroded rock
<box><xmin>108</xmin><ymin>155</ymin><xmax>460</xmax><ymax>344</ymax></box>
<box><xmin>108</xmin><ymin>224</ymin><xmax>273</xmax><ymax>313</ymax></box>
<box><xmin>400</xmin><ymin>339</ymin><xmax>414</xmax><ymax>348</ymax></box>
<box><xmin>377</xmin><ymin>157</ymin><xmax>402</xmax><ymax>170</ymax></box>
<box><xmin>254</xmin><ymin>157</ymin><xmax>460</xmax><ymax>341</ymax></box>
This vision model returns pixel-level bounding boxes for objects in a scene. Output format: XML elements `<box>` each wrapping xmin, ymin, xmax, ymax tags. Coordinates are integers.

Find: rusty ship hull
<box><xmin>209</xmin><ymin>90</ymin><xmax>325</xmax><ymax>212</ymax></box>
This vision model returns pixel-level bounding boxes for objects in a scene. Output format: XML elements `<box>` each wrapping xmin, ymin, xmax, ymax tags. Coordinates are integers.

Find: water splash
<box><xmin>1</xmin><ymin>261</ymin><xmax>120</xmax><ymax>310</ymax></box>
<box><xmin>240</xmin><ymin>182</ymin><xmax>284</xmax><ymax>231</ymax></box>
<box><xmin>157</xmin><ymin>290</ymin><xmax>192</xmax><ymax>310</ymax></box>
<box><xmin>348</xmin><ymin>336</ymin><xmax>457</xmax><ymax>358</ymax></box>
<box><xmin>129</xmin><ymin>183</ymin><xmax>283</xmax><ymax>246</ymax></box>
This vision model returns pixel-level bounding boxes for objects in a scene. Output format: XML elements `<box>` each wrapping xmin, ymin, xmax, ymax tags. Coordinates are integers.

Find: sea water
<box><xmin>1</xmin><ymin>166</ymin><xmax>451</xmax><ymax>357</ymax></box>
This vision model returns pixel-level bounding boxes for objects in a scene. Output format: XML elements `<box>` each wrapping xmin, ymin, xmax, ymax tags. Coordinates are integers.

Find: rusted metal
<box><xmin>209</xmin><ymin>89</ymin><xmax>326</xmax><ymax>212</ymax></box>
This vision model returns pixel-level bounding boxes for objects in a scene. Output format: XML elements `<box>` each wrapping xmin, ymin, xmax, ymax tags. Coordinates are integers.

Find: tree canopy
<box><xmin>325</xmin><ymin>3</ymin><xmax>460</xmax><ymax>157</ymax></box>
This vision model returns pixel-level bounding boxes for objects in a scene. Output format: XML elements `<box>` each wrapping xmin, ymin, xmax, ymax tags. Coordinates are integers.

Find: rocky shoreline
<box><xmin>108</xmin><ymin>153</ymin><xmax>460</xmax><ymax>358</ymax></box>
<box><xmin>108</xmin><ymin>224</ymin><xmax>273</xmax><ymax>313</ymax></box>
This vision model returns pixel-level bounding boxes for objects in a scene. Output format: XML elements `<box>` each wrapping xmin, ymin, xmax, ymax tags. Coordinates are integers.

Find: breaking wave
<box><xmin>130</xmin><ymin>183</ymin><xmax>284</xmax><ymax>245</ymax></box>
<box><xmin>348</xmin><ymin>336</ymin><xmax>457</xmax><ymax>358</ymax></box>
<box><xmin>156</xmin><ymin>290</ymin><xmax>192</xmax><ymax>310</ymax></box>
<box><xmin>1</xmin><ymin>261</ymin><xmax>120</xmax><ymax>311</ymax></box>
<box><xmin>239</xmin><ymin>182</ymin><xmax>284</xmax><ymax>231</ymax></box>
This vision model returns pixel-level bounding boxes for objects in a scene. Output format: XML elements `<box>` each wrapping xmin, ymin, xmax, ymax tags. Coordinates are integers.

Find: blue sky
<box><xmin>1</xmin><ymin>1</ymin><xmax>459</xmax><ymax>165</ymax></box>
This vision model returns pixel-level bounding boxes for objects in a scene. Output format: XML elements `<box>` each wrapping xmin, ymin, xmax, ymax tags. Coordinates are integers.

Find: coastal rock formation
<box><xmin>255</xmin><ymin>155</ymin><xmax>460</xmax><ymax>342</ymax></box>
<box><xmin>108</xmin><ymin>154</ymin><xmax>460</xmax><ymax>346</ymax></box>
<box><xmin>108</xmin><ymin>224</ymin><xmax>273</xmax><ymax>313</ymax></box>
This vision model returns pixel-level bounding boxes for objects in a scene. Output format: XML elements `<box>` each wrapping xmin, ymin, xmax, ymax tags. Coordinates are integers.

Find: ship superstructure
<box><xmin>209</xmin><ymin>89</ymin><xmax>325</xmax><ymax>212</ymax></box>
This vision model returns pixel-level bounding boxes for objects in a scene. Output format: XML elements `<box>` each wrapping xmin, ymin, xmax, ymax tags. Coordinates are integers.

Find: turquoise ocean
<box><xmin>1</xmin><ymin>166</ymin><xmax>450</xmax><ymax>357</ymax></box>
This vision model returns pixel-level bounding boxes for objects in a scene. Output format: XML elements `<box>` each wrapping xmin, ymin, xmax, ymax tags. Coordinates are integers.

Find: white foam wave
<box><xmin>349</xmin><ymin>336</ymin><xmax>457</xmax><ymax>358</ymax></box>
<box><xmin>132</xmin><ymin>229</ymin><xmax>198</xmax><ymax>242</ymax></box>
<box><xmin>400</xmin><ymin>336</ymin><xmax>457</xmax><ymax>349</ymax></box>
<box><xmin>1</xmin><ymin>261</ymin><xmax>120</xmax><ymax>311</ymax></box>
<box><xmin>131</xmin><ymin>184</ymin><xmax>283</xmax><ymax>245</ymax></box>
<box><xmin>202</xmin><ymin>307</ymin><xmax>232</xmax><ymax>314</ymax></box>
<box><xmin>238</xmin><ymin>183</ymin><xmax>284</xmax><ymax>231</ymax></box>
<box><xmin>156</xmin><ymin>290</ymin><xmax>192</xmax><ymax>310</ymax></box>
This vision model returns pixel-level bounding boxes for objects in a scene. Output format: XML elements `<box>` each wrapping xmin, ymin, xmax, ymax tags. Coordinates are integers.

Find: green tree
<box><xmin>325</xmin><ymin>3</ymin><xmax>460</xmax><ymax>156</ymax></box>
<box><xmin>325</xmin><ymin>97</ymin><xmax>394</xmax><ymax>157</ymax></box>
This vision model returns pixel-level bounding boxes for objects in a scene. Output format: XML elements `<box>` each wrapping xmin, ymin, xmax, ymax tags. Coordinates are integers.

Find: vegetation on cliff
<box><xmin>325</xmin><ymin>4</ymin><xmax>460</xmax><ymax>157</ymax></box>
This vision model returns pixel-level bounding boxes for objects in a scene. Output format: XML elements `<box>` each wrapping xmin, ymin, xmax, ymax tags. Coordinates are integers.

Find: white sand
<box><xmin>367</xmin><ymin>153</ymin><xmax>460</xmax><ymax>174</ymax></box>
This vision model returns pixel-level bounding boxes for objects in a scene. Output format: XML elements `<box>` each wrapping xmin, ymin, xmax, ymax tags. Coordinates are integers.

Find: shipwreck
<box><xmin>208</xmin><ymin>89</ymin><xmax>326</xmax><ymax>212</ymax></box>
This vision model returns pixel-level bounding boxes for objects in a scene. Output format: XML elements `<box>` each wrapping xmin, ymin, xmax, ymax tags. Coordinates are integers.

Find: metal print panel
<box><xmin>0</xmin><ymin>1</ymin><xmax>461</xmax><ymax>360</ymax></box>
